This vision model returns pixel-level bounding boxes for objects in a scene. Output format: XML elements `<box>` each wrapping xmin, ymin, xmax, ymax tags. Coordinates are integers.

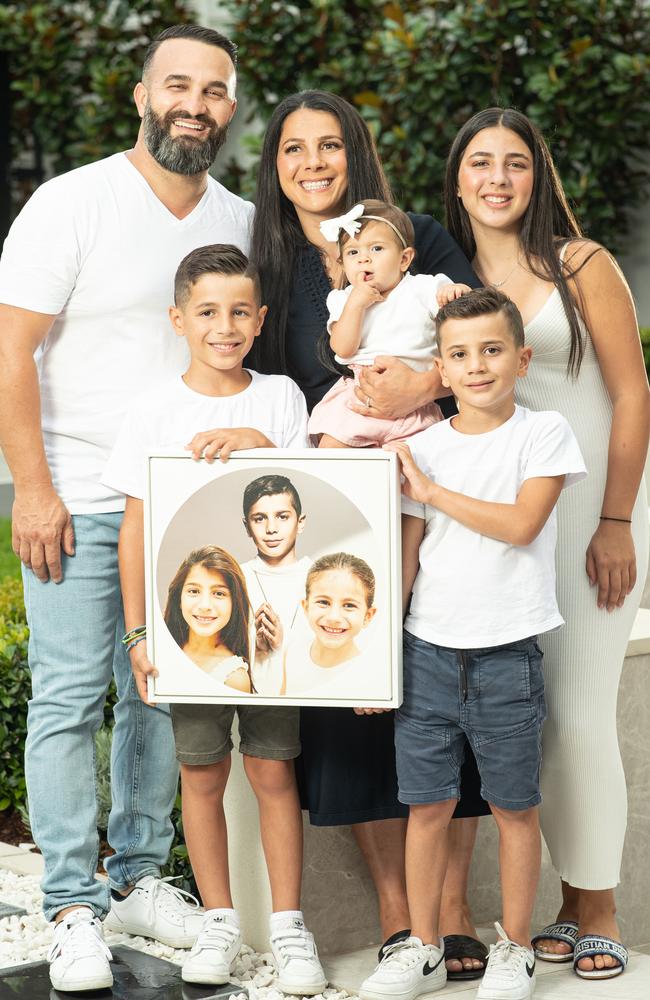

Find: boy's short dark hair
<box><xmin>243</xmin><ymin>475</ymin><xmax>302</xmax><ymax>520</ymax></box>
<box><xmin>143</xmin><ymin>24</ymin><xmax>237</xmax><ymax>80</ymax></box>
<box><xmin>174</xmin><ymin>244</ymin><xmax>261</xmax><ymax>308</ymax></box>
<box><xmin>436</xmin><ymin>287</ymin><xmax>525</xmax><ymax>349</ymax></box>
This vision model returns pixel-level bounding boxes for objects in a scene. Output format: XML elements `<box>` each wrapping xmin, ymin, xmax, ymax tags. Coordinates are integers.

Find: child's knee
<box><xmin>243</xmin><ymin>754</ymin><xmax>295</xmax><ymax>796</ymax></box>
<box><xmin>409</xmin><ymin>798</ymin><xmax>457</xmax><ymax>827</ymax></box>
<box><xmin>180</xmin><ymin>757</ymin><xmax>231</xmax><ymax>798</ymax></box>
<box><xmin>489</xmin><ymin>802</ymin><xmax>539</xmax><ymax>827</ymax></box>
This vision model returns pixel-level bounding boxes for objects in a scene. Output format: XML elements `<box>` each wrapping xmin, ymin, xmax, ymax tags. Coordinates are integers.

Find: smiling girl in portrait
<box><xmin>164</xmin><ymin>546</ymin><xmax>253</xmax><ymax>692</ymax></box>
<box><xmin>281</xmin><ymin>552</ymin><xmax>378</xmax><ymax>696</ymax></box>
<box><xmin>308</xmin><ymin>200</ymin><xmax>471</xmax><ymax>448</ymax></box>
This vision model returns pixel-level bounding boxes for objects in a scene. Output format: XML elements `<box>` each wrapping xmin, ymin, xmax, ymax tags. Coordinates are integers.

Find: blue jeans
<box><xmin>23</xmin><ymin>513</ymin><xmax>178</xmax><ymax>921</ymax></box>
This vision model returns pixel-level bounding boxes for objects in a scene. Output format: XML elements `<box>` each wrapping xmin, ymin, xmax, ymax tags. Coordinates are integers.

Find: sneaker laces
<box><xmin>144</xmin><ymin>876</ymin><xmax>200</xmax><ymax>923</ymax></box>
<box><xmin>48</xmin><ymin>913</ymin><xmax>112</xmax><ymax>963</ymax></box>
<box><xmin>378</xmin><ymin>938</ymin><xmax>428</xmax><ymax>972</ymax></box>
<box><xmin>271</xmin><ymin>925</ymin><xmax>316</xmax><ymax>963</ymax></box>
<box><xmin>487</xmin><ymin>923</ymin><xmax>527</xmax><ymax>975</ymax></box>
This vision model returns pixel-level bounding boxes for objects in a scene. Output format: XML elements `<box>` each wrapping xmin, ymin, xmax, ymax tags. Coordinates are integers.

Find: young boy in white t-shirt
<box><xmin>240</xmin><ymin>475</ymin><xmax>312</xmax><ymax>695</ymax></box>
<box><xmin>360</xmin><ymin>288</ymin><xmax>586</xmax><ymax>1000</ymax></box>
<box><xmin>102</xmin><ymin>245</ymin><xmax>326</xmax><ymax>995</ymax></box>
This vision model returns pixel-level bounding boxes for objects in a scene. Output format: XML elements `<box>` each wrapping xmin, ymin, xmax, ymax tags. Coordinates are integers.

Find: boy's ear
<box><xmin>400</xmin><ymin>247</ymin><xmax>416</xmax><ymax>272</ymax></box>
<box><xmin>169</xmin><ymin>305</ymin><xmax>185</xmax><ymax>338</ymax></box>
<box><xmin>364</xmin><ymin>605</ymin><xmax>377</xmax><ymax>625</ymax></box>
<box><xmin>297</xmin><ymin>513</ymin><xmax>306</xmax><ymax>535</ymax></box>
<box><xmin>242</xmin><ymin>516</ymin><xmax>252</xmax><ymax>539</ymax></box>
<box><xmin>434</xmin><ymin>354</ymin><xmax>451</xmax><ymax>389</ymax></box>
<box><xmin>255</xmin><ymin>304</ymin><xmax>268</xmax><ymax>337</ymax></box>
<box><xmin>518</xmin><ymin>345</ymin><xmax>533</xmax><ymax>377</ymax></box>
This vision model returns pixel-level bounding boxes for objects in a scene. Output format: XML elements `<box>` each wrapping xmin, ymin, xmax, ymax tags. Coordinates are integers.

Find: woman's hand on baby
<box><xmin>255</xmin><ymin>603</ymin><xmax>283</xmax><ymax>653</ymax></box>
<box><xmin>586</xmin><ymin>519</ymin><xmax>637</xmax><ymax>612</ymax></box>
<box><xmin>129</xmin><ymin>644</ymin><xmax>158</xmax><ymax>705</ymax></box>
<box><xmin>185</xmin><ymin>427</ymin><xmax>274</xmax><ymax>462</ymax></box>
<box><xmin>436</xmin><ymin>282</ymin><xmax>472</xmax><ymax>306</ymax></box>
<box><xmin>384</xmin><ymin>441</ymin><xmax>434</xmax><ymax>505</ymax></box>
<box><xmin>353</xmin><ymin>357</ymin><xmax>443</xmax><ymax>419</ymax></box>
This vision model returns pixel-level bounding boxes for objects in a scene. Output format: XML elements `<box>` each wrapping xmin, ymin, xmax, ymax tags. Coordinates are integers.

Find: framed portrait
<box><xmin>145</xmin><ymin>449</ymin><xmax>402</xmax><ymax>707</ymax></box>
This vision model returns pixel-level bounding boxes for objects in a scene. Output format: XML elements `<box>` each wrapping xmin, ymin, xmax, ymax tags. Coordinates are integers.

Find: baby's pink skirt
<box><xmin>308</xmin><ymin>372</ymin><xmax>443</xmax><ymax>447</ymax></box>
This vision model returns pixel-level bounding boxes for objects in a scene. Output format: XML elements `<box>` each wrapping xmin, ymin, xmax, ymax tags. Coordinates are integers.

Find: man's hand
<box><xmin>185</xmin><ymin>427</ymin><xmax>274</xmax><ymax>462</ymax></box>
<box><xmin>351</xmin><ymin>357</ymin><xmax>442</xmax><ymax>419</ymax></box>
<box><xmin>255</xmin><ymin>603</ymin><xmax>283</xmax><ymax>653</ymax></box>
<box><xmin>129</xmin><ymin>642</ymin><xmax>158</xmax><ymax>705</ymax></box>
<box><xmin>12</xmin><ymin>486</ymin><xmax>75</xmax><ymax>583</ymax></box>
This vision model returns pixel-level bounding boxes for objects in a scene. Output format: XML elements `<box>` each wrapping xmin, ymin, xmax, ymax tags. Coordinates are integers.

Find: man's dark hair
<box><xmin>174</xmin><ymin>244</ymin><xmax>261</xmax><ymax>308</ymax></box>
<box><xmin>243</xmin><ymin>475</ymin><xmax>302</xmax><ymax>521</ymax></box>
<box><xmin>436</xmin><ymin>287</ymin><xmax>525</xmax><ymax>349</ymax></box>
<box><xmin>142</xmin><ymin>24</ymin><xmax>237</xmax><ymax>79</ymax></box>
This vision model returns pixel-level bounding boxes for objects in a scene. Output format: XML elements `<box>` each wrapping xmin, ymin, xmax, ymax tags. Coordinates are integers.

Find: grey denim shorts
<box><xmin>170</xmin><ymin>703</ymin><xmax>301</xmax><ymax>765</ymax></box>
<box><xmin>396</xmin><ymin>630</ymin><xmax>546</xmax><ymax>810</ymax></box>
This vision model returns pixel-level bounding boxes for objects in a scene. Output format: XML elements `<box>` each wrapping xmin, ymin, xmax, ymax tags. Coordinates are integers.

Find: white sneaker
<box><xmin>477</xmin><ymin>924</ymin><xmax>536</xmax><ymax>1000</ymax></box>
<box><xmin>104</xmin><ymin>874</ymin><xmax>204</xmax><ymax>947</ymax></box>
<box><xmin>48</xmin><ymin>907</ymin><xmax>113</xmax><ymax>992</ymax></box>
<box><xmin>270</xmin><ymin>916</ymin><xmax>327</xmax><ymax>995</ymax></box>
<box><xmin>182</xmin><ymin>910</ymin><xmax>242</xmax><ymax>985</ymax></box>
<box><xmin>359</xmin><ymin>936</ymin><xmax>446</xmax><ymax>1000</ymax></box>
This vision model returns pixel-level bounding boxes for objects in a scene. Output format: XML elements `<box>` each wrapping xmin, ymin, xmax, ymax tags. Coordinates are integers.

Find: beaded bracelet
<box><xmin>122</xmin><ymin>625</ymin><xmax>146</xmax><ymax>646</ymax></box>
<box><xmin>600</xmin><ymin>515</ymin><xmax>632</xmax><ymax>524</ymax></box>
<box><xmin>125</xmin><ymin>635</ymin><xmax>147</xmax><ymax>654</ymax></box>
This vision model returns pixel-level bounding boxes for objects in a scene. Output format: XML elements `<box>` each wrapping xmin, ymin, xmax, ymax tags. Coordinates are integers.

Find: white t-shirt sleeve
<box><xmin>399</xmin><ymin>431</ymin><xmax>431</xmax><ymax>518</ymax></box>
<box><xmin>280</xmin><ymin>380</ymin><xmax>310</xmax><ymax>448</ymax></box>
<box><xmin>326</xmin><ymin>287</ymin><xmax>351</xmax><ymax>334</ymax></box>
<box><xmin>523</xmin><ymin>412</ymin><xmax>587</xmax><ymax>489</ymax></box>
<box><xmin>412</xmin><ymin>273</ymin><xmax>452</xmax><ymax>317</ymax></box>
<box><xmin>0</xmin><ymin>179</ymin><xmax>81</xmax><ymax>314</ymax></box>
<box><xmin>101</xmin><ymin>401</ymin><xmax>150</xmax><ymax>500</ymax></box>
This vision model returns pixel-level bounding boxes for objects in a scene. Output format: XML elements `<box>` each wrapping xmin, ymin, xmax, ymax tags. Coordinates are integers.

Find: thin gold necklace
<box><xmin>479</xmin><ymin>256</ymin><xmax>521</xmax><ymax>288</ymax></box>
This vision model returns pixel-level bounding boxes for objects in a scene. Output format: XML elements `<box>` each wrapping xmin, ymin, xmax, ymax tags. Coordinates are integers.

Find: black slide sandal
<box><xmin>443</xmin><ymin>934</ymin><xmax>488</xmax><ymax>980</ymax></box>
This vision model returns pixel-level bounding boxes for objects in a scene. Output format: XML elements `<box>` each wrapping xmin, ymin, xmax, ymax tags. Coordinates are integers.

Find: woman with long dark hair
<box><xmin>445</xmin><ymin>107</ymin><xmax>649</xmax><ymax>982</ymax></box>
<box><xmin>249</xmin><ymin>90</ymin><xmax>489</xmax><ymax>979</ymax></box>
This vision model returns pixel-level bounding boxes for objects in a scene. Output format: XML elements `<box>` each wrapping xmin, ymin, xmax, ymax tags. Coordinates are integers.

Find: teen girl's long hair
<box><xmin>164</xmin><ymin>546</ymin><xmax>253</xmax><ymax>684</ymax></box>
<box><xmin>444</xmin><ymin>107</ymin><xmax>598</xmax><ymax>377</ymax></box>
<box><xmin>249</xmin><ymin>90</ymin><xmax>392</xmax><ymax>377</ymax></box>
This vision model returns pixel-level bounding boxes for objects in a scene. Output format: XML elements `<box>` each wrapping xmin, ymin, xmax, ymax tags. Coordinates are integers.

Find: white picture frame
<box><xmin>145</xmin><ymin>449</ymin><xmax>402</xmax><ymax>707</ymax></box>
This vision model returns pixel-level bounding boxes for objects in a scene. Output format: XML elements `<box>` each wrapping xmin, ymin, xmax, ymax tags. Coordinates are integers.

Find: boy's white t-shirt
<box><xmin>102</xmin><ymin>371</ymin><xmax>309</xmax><ymax>501</ymax></box>
<box><xmin>241</xmin><ymin>555</ymin><xmax>312</xmax><ymax>696</ymax></box>
<box><xmin>0</xmin><ymin>152</ymin><xmax>254</xmax><ymax>513</ymax></box>
<box><xmin>326</xmin><ymin>272</ymin><xmax>449</xmax><ymax>370</ymax></box>
<box><xmin>403</xmin><ymin>406</ymin><xmax>587</xmax><ymax>648</ymax></box>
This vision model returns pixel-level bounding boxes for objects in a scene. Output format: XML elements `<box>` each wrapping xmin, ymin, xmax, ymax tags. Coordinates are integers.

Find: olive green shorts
<box><xmin>170</xmin><ymin>703</ymin><xmax>301</xmax><ymax>765</ymax></box>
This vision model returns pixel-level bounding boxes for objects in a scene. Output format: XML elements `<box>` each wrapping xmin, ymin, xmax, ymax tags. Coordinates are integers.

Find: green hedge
<box><xmin>0</xmin><ymin>577</ymin><xmax>29</xmax><ymax>811</ymax></box>
<box><xmin>223</xmin><ymin>0</ymin><xmax>650</xmax><ymax>253</ymax></box>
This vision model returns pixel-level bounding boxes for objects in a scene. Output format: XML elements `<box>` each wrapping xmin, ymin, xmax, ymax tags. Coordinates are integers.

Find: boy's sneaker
<box><xmin>182</xmin><ymin>910</ymin><xmax>242</xmax><ymax>985</ymax></box>
<box><xmin>360</xmin><ymin>935</ymin><xmax>446</xmax><ymax>1000</ymax></box>
<box><xmin>104</xmin><ymin>874</ymin><xmax>203</xmax><ymax>947</ymax></box>
<box><xmin>48</xmin><ymin>907</ymin><xmax>113</xmax><ymax>992</ymax></box>
<box><xmin>270</xmin><ymin>916</ymin><xmax>327</xmax><ymax>995</ymax></box>
<box><xmin>477</xmin><ymin>924</ymin><xmax>536</xmax><ymax>1000</ymax></box>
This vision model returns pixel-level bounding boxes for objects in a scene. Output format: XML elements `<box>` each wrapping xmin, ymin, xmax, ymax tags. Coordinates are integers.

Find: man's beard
<box><xmin>143</xmin><ymin>104</ymin><xmax>229</xmax><ymax>175</ymax></box>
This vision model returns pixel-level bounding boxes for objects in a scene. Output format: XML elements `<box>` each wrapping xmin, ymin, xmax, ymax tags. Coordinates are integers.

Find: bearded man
<box><xmin>0</xmin><ymin>24</ymin><xmax>253</xmax><ymax>992</ymax></box>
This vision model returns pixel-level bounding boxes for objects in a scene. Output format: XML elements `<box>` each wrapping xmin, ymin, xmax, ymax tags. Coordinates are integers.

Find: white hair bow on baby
<box><xmin>319</xmin><ymin>204</ymin><xmax>365</xmax><ymax>243</ymax></box>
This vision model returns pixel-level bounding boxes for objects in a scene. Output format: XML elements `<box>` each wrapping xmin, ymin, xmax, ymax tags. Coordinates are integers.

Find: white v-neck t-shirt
<box><xmin>0</xmin><ymin>152</ymin><xmax>254</xmax><ymax>512</ymax></box>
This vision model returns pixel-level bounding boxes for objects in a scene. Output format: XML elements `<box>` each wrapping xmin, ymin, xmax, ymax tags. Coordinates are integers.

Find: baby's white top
<box><xmin>326</xmin><ymin>272</ymin><xmax>449</xmax><ymax>370</ymax></box>
<box><xmin>403</xmin><ymin>406</ymin><xmax>587</xmax><ymax>648</ymax></box>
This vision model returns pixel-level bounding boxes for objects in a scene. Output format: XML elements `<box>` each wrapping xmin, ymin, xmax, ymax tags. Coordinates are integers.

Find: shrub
<box><xmin>223</xmin><ymin>0</ymin><xmax>650</xmax><ymax>253</ymax></box>
<box><xmin>0</xmin><ymin>577</ymin><xmax>28</xmax><ymax>810</ymax></box>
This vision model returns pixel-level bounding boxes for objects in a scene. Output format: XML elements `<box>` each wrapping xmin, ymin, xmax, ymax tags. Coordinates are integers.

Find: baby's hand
<box><xmin>436</xmin><ymin>282</ymin><xmax>472</xmax><ymax>307</ymax></box>
<box><xmin>185</xmin><ymin>427</ymin><xmax>274</xmax><ymax>462</ymax></box>
<box><xmin>347</xmin><ymin>270</ymin><xmax>385</xmax><ymax>309</ymax></box>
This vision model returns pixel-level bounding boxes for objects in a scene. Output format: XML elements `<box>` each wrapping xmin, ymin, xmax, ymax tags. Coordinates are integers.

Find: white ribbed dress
<box><xmin>515</xmin><ymin>285</ymin><xmax>648</xmax><ymax>889</ymax></box>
